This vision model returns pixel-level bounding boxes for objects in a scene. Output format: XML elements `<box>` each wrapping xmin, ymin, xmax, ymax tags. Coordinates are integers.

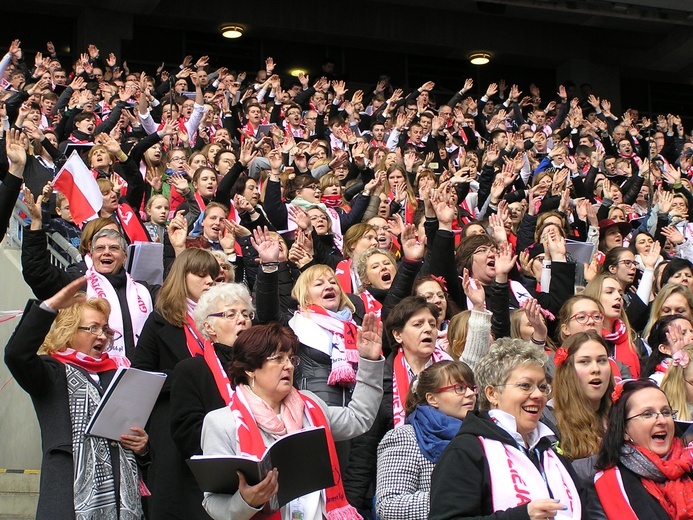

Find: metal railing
<box><xmin>7</xmin><ymin>199</ymin><xmax>82</xmax><ymax>269</ymax></box>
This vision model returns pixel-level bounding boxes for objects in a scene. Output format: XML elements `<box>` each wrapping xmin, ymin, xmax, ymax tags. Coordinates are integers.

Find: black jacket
<box><xmin>429</xmin><ymin>411</ymin><xmax>583</xmax><ymax>520</ymax></box>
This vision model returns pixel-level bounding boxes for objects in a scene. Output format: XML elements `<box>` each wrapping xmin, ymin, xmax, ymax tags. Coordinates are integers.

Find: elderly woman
<box><xmin>200</xmin><ymin>318</ymin><xmax>384</xmax><ymax>520</ymax></box>
<box><xmin>375</xmin><ymin>361</ymin><xmax>477</xmax><ymax>520</ymax></box>
<box><xmin>4</xmin><ymin>278</ymin><xmax>148</xmax><ymax>519</ymax></box>
<box><xmin>592</xmin><ymin>379</ymin><xmax>692</xmax><ymax>519</ymax></box>
<box><xmin>169</xmin><ymin>283</ymin><xmax>255</xmax><ymax>519</ymax></box>
<box><xmin>429</xmin><ymin>338</ymin><xmax>582</xmax><ymax>520</ymax></box>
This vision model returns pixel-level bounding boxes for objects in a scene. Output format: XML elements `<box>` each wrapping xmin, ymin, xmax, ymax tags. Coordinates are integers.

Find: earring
<box><xmin>251</xmin><ymin>377</ymin><xmax>255</xmax><ymax>389</ymax></box>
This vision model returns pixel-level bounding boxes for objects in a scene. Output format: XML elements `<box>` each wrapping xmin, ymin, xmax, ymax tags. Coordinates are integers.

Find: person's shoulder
<box><xmin>380</xmin><ymin>423</ymin><xmax>417</xmax><ymax>447</ymax></box>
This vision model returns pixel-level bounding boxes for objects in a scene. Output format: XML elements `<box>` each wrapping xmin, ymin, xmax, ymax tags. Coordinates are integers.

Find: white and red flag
<box><xmin>52</xmin><ymin>151</ymin><xmax>103</xmax><ymax>225</ymax></box>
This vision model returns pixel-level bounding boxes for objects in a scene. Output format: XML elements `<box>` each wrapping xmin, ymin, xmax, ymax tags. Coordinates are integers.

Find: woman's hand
<box><xmin>462</xmin><ymin>268</ymin><xmax>486</xmax><ymax>311</ymax></box>
<box><xmin>488</xmin><ymin>212</ymin><xmax>507</xmax><ymax>244</ymax></box>
<box><xmin>641</xmin><ymin>240</ymin><xmax>661</xmax><ymax>270</ymax></box>
<box><xmin>167</xmin><ymin>210</ymin><xmax>188</xmax><ymax>254</ymax></box>
<box><xmin>401</xmin><ymin>223</ymin><xmax>425</xmax><ymax>261</ymax></box>
<box><xmin>287</xmin><ymin>205</ymin><xmax>311</xmax><ymax>231</ymax></box>
<box><xmin>251</xmin><ymin>226</ymin><xmax>280</xmax><ymax>264</ymax></box>
<box><xmin>527</xmin><ymin>499</ymin><xmax>567</xmax><ymax>520</ymax></box>
<box><xmin>238</xmin><ymin>469</ymin><xmax>279</xmax><ymax>508</ymax></box>
<box><xmin>44</xmin><ymin>276</ymin><xmax>88</xmax><ymax>311</ymax></box>
<box><xmin>523</xmin><ymin>298</ymin><xmax>547</xmax><ymax>342</ymax></box>
<box><xmin>494</xmin><ymin>241</ymin><xmax>517</xmax><ymax>283</ymax></box>
<box><xmin>356</xmin><ymin>312</ymin><xmax>382</xmax><ymax>361</ymax></box>
<box><xmin>220</xmin><ymin>220</ymin><xmax>237</xmax><ymax>254</ymax></box>
<box><xmin>120</xmin><ymin>427</ymin><xmax>149</xmax><ymax>455</ymax></box>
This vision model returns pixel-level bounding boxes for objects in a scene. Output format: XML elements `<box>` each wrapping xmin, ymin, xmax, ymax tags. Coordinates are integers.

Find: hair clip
<box><xmin>553</xmin><ymin>347</ymin><xmax>569</xmax><ymax>366</ymax></box>
<box><xmin>611</xmin><ymin>384</ymin><xmax>624</xmax><ymax>404</ymax></box>
<box><xmin>672</xmin><ymin>349</ymin><xmax>690</xmax><ymax>369</ymax></box>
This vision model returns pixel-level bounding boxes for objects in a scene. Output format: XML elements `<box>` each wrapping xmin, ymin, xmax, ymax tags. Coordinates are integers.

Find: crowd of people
<box><xmin>4</xmin><ymin>34</ymin><xmax>693</xmax><ymax>519</ymax></box>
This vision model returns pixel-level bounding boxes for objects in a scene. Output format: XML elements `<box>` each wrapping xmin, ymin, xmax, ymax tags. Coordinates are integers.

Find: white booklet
<box><xmin>126</xmin><ymin>242</ymin><xmax>164</xmax><ymax>286</ymax></box>
<box><xmin>86</xmin><ymin>367</ymin><xmax>167</xmax><ymax>441</ymax></box>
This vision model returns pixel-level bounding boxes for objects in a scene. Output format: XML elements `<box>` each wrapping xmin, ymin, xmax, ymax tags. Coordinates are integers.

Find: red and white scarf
<box><xmin>183</xmin><ymin>314</ymin><xmax>234</xmax><ymax>403</ymax></box>
<box><xmin>303</xmin><ymin>305</ymin><xmax>359</xmax><ymax>386</ymax></box>
<box><xmin>230</xmin><ymin>386</ymin><xmax>361</xmax><ymax>519</ymax></box>
<box><xmin>603</xmin><ymin>320</ymin><xmax>640</xmax><ymax>378</ymax></box>
<box><xmin>479</xmin><ymin>436</ymin><xmax>581</xmax><ymax>518</ymax></box>
<box><xmin>359</xmin><ymin>290</ymin><xmax>382</xmax><ymax>318</ymax></box>
<box><xmin>85</xmin><ymin>262</ymin><xmax>152</xmax><ymax>356</ymax></box>
<box><xmin>334</xmin><ymin>259</ymin><xmax>353</xmax><ymax>294</ymax></box>
<box><xmin>50</xmin><ymin>347</ymin><xmax>131</xmax><ymax>372</ymax></box>
<box><xmin>392</xmin><ymin>347</ymin><xmax>451</xmax><ymax>427</ymax></box>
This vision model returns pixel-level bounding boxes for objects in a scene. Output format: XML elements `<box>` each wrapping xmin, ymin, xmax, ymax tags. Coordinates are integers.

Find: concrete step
<box><xmin>0</xmin><ymin>471</ymin><xmax>39</xmax><ymax>518</ymax></box>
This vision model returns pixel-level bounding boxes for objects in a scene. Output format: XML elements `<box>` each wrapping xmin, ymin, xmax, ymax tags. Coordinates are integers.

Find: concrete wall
<box><xmin>0</xmin><ymin>246</ymin><xmax>42</xmax><ymax>470</ymax></box>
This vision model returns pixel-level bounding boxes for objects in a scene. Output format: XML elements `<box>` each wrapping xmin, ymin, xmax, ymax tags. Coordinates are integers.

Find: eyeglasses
<box><xmin>77</xmin><ymin>325</ymin><xmax>122</xmax><ymax>342</ymax></box>
<box><xmin>473</xmin><ymin>246</ymin><xmax>498</xmax><ymax>256</ymax></box>
<box><xmin>422</xmin><ymin>292</ymin><xmax>445</xmax><ymax>302</ymax></box>
<box><xmin>92</xmin><ymin>244</ymin><xmax>123</xmax><ymax>254</ymax></box>
<box><xmin>169</xmin><ymin>156</ymin><xmax>186</xmax><ymax>162</ymax></box>
<box><xmin>496</xmin><ymin>382</ymin><xmax>552</xmax><ymax>395</ymax></box>
<box><xmin>207</xmin><ymin>309</ymin><xmax>255</xmax><ymax>321</ymax></box>
<box><xmin>617</xmin><ymin>260</ymin><xmax>636</xmax><ymax>268</ymax></box>
<box><xmin>436</xmin><ymin>383</ymin><xmax>478</xmax><ymax>395</ymax></box>
<box><xmin>266</xmin><ymin>354</ymin><xmax>300</xmax><ymax>366</ymax></box>
<box><xmin>568</xmin><ymin>312</ymin><xmax>605</xmax><ymax>324</ymax></box>
<box><xmin>303</xmin><ymin>184</ymin><xmax>320</xmax><ymax>191</ymax></box>
<box><xmin>626</xmin><ymin>409</ymin><xmax>677</xmax><ymax>422</ymax></box>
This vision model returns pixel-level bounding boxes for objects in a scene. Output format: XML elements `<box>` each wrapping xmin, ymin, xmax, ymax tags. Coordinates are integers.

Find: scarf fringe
<box><xmin>345</xmin><ymin>349</ymin><xmax>360</xmax><ymax>364</ymax></box>
<box><xmin>326</xmin><ymin>503</ymin><xmax>363</xmax><ymax>520</ymax></box>
<box><xmin>327</xmin><ymin>362</ymin><xmax>356</xmax><ymax>386</ymax></box>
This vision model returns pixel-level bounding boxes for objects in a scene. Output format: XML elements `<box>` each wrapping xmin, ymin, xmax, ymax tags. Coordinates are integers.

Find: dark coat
<box><xmin>429</xmin><ymin>411</ymin><xmax>583</xmax><ymax>520</ymax></box>
<box><xmin>168</xmin><ymin>344</ymin><xmax>233</xmax><ymax>520</ymax></box>
<box><xmin>3</xmin><ymin>301</ymin><xmax>123</xmax><ymax>520</ymax></box>
<box><xmin>131</xmin><ymin>310</ymin><xmax>192</xmax><ymax>520</ymax></box>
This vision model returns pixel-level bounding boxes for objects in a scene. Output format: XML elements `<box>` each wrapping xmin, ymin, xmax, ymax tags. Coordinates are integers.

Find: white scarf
<box><xmin>478</xmin><ymin>436</ymin><xmax>580</xmax><ymax>519</ymax></box>
<box><xmin>85</xmin><ymin>257</ymin><xmax>152</xmax><ymax>355</ymax></box>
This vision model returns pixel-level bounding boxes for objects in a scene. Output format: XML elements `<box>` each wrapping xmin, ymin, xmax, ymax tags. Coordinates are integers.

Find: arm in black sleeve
<box><xmin>263</xmin><ymin>179</ymin><xmax>289</xmax><ymax>230</ymax></box>
<box><xmin>428</xmin><ymin>229</ymin><xmax>466</xmax><ymax>310</ymax></box>
<box><xmin>127</xmin><ymin>131</ymin><xmax>161</xmax><ymax>165</ymax></box>
<box><xmin>516</xmin><ymin>213</ymin><xmax>539</xmax><ymax>254</ymax></box>
<box><xmin>213</xmin><ymin>162</ymin><xmax>246</xmax><ymax>206</ymax></box>
<box><xmin>94</xmin><ymin>101</ymin><xmax>126</xmax><ymax>136</ymax></box>
<box><xmin>621</xmin><ymin>175</ymin><xmax>644</xmax><ymax>206</ymax></box>
<box><xmin>535</xmin><ymin>261</ymin><xmax>577</xmax><ymax>318</ymax></box>
<box><xmin>477</xmin><ymin>163</ymin><xmax>496</xmax><ymax>210</ymax></box>
<box><xmin>293</xmin><ymin>87</ymin><xmax>315</xmax><ymax>109</ymax></box>
<box><xmin>484</xmin><ymin>281</ymin><xmax>511</xmax><ymax>340</ymax></box>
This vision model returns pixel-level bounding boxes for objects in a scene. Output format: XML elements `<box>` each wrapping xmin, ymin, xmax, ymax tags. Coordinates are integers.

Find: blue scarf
<box><xmin>406</xmin><ymin>405</ymin><xmax>462</xmax><ymax>463</ymax></box>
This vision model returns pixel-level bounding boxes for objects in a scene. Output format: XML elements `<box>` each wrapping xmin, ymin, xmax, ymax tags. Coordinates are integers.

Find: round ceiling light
<box><xmin>290</xmin><ymin>69</ymin><xmax>307</xmax><ymax>77</ymax></box>
<box><xmin>469</xmin><ymin>52</ymin><xmax>491</xmax><ymax>65</ymax></box>
<box><xmin>221</xmin><ymin>25</ymin><xmax>244</xmax><ymax>39</ymax></box>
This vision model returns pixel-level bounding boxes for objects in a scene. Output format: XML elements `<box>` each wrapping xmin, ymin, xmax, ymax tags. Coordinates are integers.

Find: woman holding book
<box><xmin>200</xmin><ymin>319</ymin><xmax>384</xmax><ymax>520</ymax></box>
<box><xmin>4</xmin><ymin>278</ymin><xmax>149</xmax><ymax>520</ymax></box>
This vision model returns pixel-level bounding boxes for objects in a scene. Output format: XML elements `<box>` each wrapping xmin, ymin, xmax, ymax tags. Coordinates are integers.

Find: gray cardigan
<box><xmin>200</xmin><ymin>356</ymin><xmax>384</xmax><ymax>520</ymax></box>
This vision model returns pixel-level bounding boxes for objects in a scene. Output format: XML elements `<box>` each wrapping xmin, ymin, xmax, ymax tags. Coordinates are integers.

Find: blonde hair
<box><xmin>643</xmin><ymin>284</ymin><xmax>693</xmax><ymax>340</ymax></box>
<box><xmin>659</xmin><ymin>345</ymin><xmax>693</xmax><ymax>421</ymax></box>
<box><xmin>584</xmin><ymin>273</ymin><xmax>636</xmax><ymax>345</ymax></box>
<box><xmin>446</xmin><ymin>311</ymin><xmax>471</xmax><ymax>359</ymax></box>
<box><xmin>39</xmin><ymin>298</ymin><xmax>111</xmax><ymax>354</ymax></box>
<box><xmin>661</xmin><ymin>343</ymin><xmax>693</xmax><ymax>421</ymax></box>
<box><xmin>291</xmin><ymin>264</ymin><xmax>355</xmax><ymax>312</ymax></box>
<box><xmin>355</xmin><ymin>248</ymin><xmax>397</xmax><ymax>292</ymax></box>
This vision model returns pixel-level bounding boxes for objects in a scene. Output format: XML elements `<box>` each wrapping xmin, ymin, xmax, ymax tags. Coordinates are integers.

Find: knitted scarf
<box><xmin>603</xmin><ymin>320</ymin><xmax>641</xmax><ymax>378</ymax></box>
<box><xmin>230</xmin><ymin>385</ymin><xmax>361</xmax><ymax>519</ymax></box>
<box><xmin>406</xmin><ymin>405</ymin><xmax>461</xmax><ymax>463</ymax></box>
<box><xmin>50</xmin><ymin>347</ymin><xmax>130</xmax><ymax>372</ymax></box>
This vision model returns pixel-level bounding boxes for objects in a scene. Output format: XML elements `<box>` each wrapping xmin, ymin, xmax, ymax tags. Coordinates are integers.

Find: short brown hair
<box><xmin>226</xmin><ymin>323</ymin><xmax>298</xmax><ymax>387</ymax></box>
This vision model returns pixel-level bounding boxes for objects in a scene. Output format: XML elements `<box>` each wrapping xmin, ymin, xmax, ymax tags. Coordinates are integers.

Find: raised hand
<box><xmin>250</xmin><ymin>226</ymin><xmax>280</xmax><ymax>264</ymax></box>
<box><xmin>494</xmin><ymin>241</ymin><xmax>517</xmax><ymax>282</ymax></box>
<box><xmin>401</xmin><ymin>223</ymin><xmax>426</xmax><ymax>261</ymax></box>
<box><xmin>523</xmin><ymin>298</ymin><xmax>548</xmax><ymax>342</ymax></box>
<box><xmin>462</xmin><ymin>268</ymin><xmax>486</xmax><ymax>311</ymax></box>
<box><xmin>356</xmin><ymin>312</ymin><xmax>383</xmax><ymax>361</ymax></box>
<box><xmin>287</xmin><ymin>204</ymin><xmax>311</xmax><ymax>231</ymax></box>
<box><xmin>44</xmin><ymin>276</ymin><xmax>88</xmax><ymax>311</ymax></box>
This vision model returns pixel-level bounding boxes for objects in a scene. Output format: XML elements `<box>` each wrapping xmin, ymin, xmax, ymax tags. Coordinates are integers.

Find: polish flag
<box><xmin>52</xmin><ymin>151</ymin><xmax>103</xmax><ymax>225</ymax></box>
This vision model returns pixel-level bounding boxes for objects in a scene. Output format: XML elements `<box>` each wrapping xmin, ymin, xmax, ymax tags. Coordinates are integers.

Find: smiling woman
<box><xmin>592</xmin><ymin>380</ymin><xmax>692</xmax><ymax>519</ymax></box>
<box><xmin>429</xmin><ymin>338</ymin><xmax>583</xmax><ymax>520</ymax></box>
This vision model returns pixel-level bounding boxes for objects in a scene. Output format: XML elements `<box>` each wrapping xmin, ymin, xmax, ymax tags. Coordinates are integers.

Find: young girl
<box><xmin>144</xmin><ymin>194</ymin><xmax>169</xmax><ymax>242</ymax></box>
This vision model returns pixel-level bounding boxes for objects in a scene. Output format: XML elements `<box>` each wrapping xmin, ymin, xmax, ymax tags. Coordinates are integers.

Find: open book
<box><xmin>85</xmin><ymin>367</ymin><xmax>166</xmax><ymax>441</ymax></box>
<box><xmin>187</xmin><ymin>426</ymin><xmax>334</xmax><ymax>510</ymax></box>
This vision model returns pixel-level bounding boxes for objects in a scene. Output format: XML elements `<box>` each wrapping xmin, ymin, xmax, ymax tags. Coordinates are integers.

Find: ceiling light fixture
<box><xmin>221</xmin><ymin>25</ymin><xmax>244</xmax><ymax>39</ymax></box>
<box><xmin>290</xmin><ymin>69</ymin><xmax>307</xmax><ymax>77</ymax></box>
<box><xmin>469</xmin><ymin>52</ymin><xmax>491</xmax><ymax>65</ymax></box>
